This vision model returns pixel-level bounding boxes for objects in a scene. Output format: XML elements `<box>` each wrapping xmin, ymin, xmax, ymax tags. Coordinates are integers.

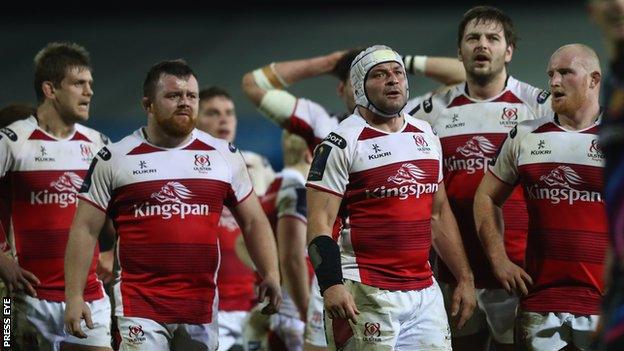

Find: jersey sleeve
<box><xmin>432</xmin><ymin>132</ymin><xmax>444</xmax><ymax>183</ymax></box>
<box><xmin>78</xmin><ymin>147</ymin><xmax>114</xmax><ymax>212</ymax></box>
<box><xmin>489</xmin><ymin>126</ymin><xmax>521</xmax><ymax>185</ymax></box>
<box><xmin>277</xmin><ymin>182</ymin><xmax>307</xmax><ymax>223</ymax></box>
<box><xmin>0</xmin><ymin>133</ymin><xmax>14</xmax><ymax>179</ymax></box>
<box><xmin>224</xmin><ymin>145</ymin><xmax>254</xmax><ymax>208</ymax></box>
<box><xmin>288</xmin><ymin>98</ymin><xmax>339</xmax><ymax>149</ymax></box>
<box><xmin>305</xmin><ymin>132</ymin><xmax>352</xmax><ymax>197</ymax></box>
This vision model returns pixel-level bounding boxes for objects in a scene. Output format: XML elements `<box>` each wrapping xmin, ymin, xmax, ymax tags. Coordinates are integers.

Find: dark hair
<box><xmin>199</xmin><ymin>86</ymin><xmax>231</xmax><ymax>102</ymax></box>
<box><xmin>457</xmin><ymin>6</ymin><xmax>518</xmax><ymax>49</ymax></box>
<box><xmin>0</xmin><ymin>103</ymin><xmax>36</xmax><ymax>128</ymax></box>
<box><xmin>33</xmin><ymin>42</ymin><xmax>91</xmax><ymax>103</ymax></box>
<box><xmin>331</xmin><ymin>48</ymin><xmax>365</xmax><ymax>82</ymax></box>
<box><xmin>143</xmin><ymin>59</ymin><xmax>196</xmax><ymax>100</ymax></box>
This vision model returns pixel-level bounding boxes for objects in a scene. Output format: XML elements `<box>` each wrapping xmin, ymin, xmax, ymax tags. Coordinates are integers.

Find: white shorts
<box><xmin>325</xmin><ymin>279</ymin><xmax>451</xmax><ymax>351</ymax></box>
<box><xmin>440</xmin><ymin>282</ymin><xmax>517</xmax><ymax>344</ymax></box>
<box><xmin>304</xmin><ymin>277</ymin><xmax>327</xmax><ymax>347</ymax></box>
<box><xmin>515</xmin><ymin>310</ymin><xmax>599</xmax><ymax>351</ymax></box>
<box><xmin>13</xmin><ymin>293</ymin><xmax>112</xmax><ymax>351</ymax></box>
<box><xmin>218</xmin><ymin>310</ymin><xmax>248</xmax><ymax>350</ymax></box>
<box><xmin>269</xmin><ymin>313</ymin><xmax>304</xmax><ymax>351</ymax></box>
<box><xmin>117</xmin><ymin>315</ymin><xmax>218</xmax><ymax>351</ymax></box>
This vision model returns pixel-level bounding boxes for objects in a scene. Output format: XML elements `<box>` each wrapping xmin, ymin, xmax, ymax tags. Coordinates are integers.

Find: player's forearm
<box><xmin>423</xmin><ymin>57</ymin><xmax>466</xmax><ymax>85</ymax></box>
<box><xmin>65</xmin><ymin>225</ymin><xmax>99</xmax><ymax>300</ymax></box>
<box><xmin>432</xmin><ymin>201</ymin><xmax>473</xmax><ymax>283</ymax></box>
<box><xmin>273</xmin><ymin>54</ymin><xmax>338</xmax><ymax>86</ymax></box>
<box><xmin>281</xmin><ymin>255</ymin><xmax>310</xmax><ymax>318</ymax></box>
<box><xmin>241</xmin><ymin>217</ymin><xmax>279</xmax><ymax>279</ymax></box>
<box><xmin>473</xmin><ymin>190</ymin><xmax>509</xmax><ymax>265</ymax></box>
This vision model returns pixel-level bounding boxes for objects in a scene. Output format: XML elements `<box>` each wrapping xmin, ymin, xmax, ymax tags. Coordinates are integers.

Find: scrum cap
<box><xmin>350</xmin><ymin>45</ymin><xmax>409</xmax><ymax>118</ymax></box>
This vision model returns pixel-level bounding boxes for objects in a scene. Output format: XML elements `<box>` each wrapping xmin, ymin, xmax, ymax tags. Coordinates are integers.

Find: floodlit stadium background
<box><xmin>0</xmin><ymin>2</ymin><xmax>602</xmax><ymax>170</ymax></box>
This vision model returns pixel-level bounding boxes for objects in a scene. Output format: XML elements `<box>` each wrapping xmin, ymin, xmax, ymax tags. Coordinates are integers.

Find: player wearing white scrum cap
<box><xmin>305</xmin><ymin>44</ymin><xmax>475</xmax><ymax>350</ymax></box>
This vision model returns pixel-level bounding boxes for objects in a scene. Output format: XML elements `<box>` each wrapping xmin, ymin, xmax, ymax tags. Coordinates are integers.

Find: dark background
<box><xmin>0</xmin><ymin>1</ymin><xmax>602</xmax><ymax>169</ymax></box>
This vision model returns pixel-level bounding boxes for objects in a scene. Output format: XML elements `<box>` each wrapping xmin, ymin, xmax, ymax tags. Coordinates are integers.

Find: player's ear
<box><xmin>142</xmin><ymin>97</ymin><xmax>151</xmax><ymax>112</ymax></box>
<box><xmin>42</xmin><ymin>81</ymin><xmax>56</xmax><ymax>100</ymax></box>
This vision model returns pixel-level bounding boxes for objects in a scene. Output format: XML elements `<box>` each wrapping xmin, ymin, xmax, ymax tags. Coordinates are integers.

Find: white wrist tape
<box><xmin>403</xmin><ymin>55</ymin><xmax>428</xmax><ymax>74</ymax></box>
<box><xmin>252</xmin><ymin>63</ymin><xmax>289</xmax><ymax>90</ymax></box>
<box><xmin>258</xmin><ymin>90</ymin><xmax>297</xmax><ymax>125</ymax></box>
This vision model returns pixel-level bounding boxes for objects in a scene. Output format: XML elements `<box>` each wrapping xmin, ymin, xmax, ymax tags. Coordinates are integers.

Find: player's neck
<box><xmin>358</xmin><ymin>107</ymin><xmax>404</xmax><ymax>133</ymax></box>
<box><xmin>556</xmin><ymin>101</ymin><xmax>601</xmax><ymax>131</ymax></box>
<box><xmin>36</xmin><ymin>103</ymin><xmax>76</xmax><ymax>139</ymax></box>
<box><xmin>465</xmin><ymin>72</ymin><xmax>507</xmax><ymax>100</ymax></box>
<box><xmin>286</xmin><ymin>162</ymin><xmax>310</xmax><ymax>179</ymax></box>
<box><xmin>144</xmin><ymin>123</ymin><xmax>192</xmax><ymax>148</ymax></box>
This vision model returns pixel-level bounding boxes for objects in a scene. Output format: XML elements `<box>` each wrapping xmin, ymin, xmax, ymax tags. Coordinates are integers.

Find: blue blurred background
<box><xmin>0</xmin><ymin>1</ymin><xmax>602</xmax><ymax>170</ymax></box>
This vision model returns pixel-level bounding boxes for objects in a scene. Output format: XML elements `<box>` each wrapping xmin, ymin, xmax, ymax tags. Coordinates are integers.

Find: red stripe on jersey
<box><xmin>28</xmin><ymin>130</ymin><xmax>56</xmax><ymax>141</ymax></box>
<box><xmin>11</xmin><ymin>170</ymin><xmax>102</xmax><ymax>302</ymax></box>
<box><xmin>332</xmin><ymin>318</ymin><xmax>354</xmax><ymax>350</ymax></box>
<box><xmin>344</xmin><ymin>160</ymin><xmax>438</xmax><ymax>290</ymax></box>
<box><xmin>521</xmin><ymin>286</ymin><xmax>602</xmax><ymax>315</ymax></box>
<box><xmin>518</xmin><ymin>162</ymin><xmax>607</xmax><ymax>313</ymax></box>
<box><xmin>403</xmin><ymin>124</ymin><xmax>424</xmax><ymax>133</ymax></box>
<box><xmin>71</xmin><ymin>131</ymin><xmax>92</xmax><ymax>142</ymax></box>
<box><xmin>491</xmin><ymin>90</ymin><xmax>523</xmax><ymax>104</ymax></box>
<box><xmin>110</xmin><ymin>178</ymin><xmax>233</xmax><ymax>323</ymax></box>
<box><xmin>182</xmin><ymin>139</ymin><xmax>216</xmax><ymax>151</ymax></box>
<box><xmin>305</xmin><ymin>183</ymin><xmax>344</xmax><ymax>198</ymax></box>
<box><xmin>447</xmin><ymin>95</ymin><xmax>473</xmax><ymax>108</ymax></box>
<box><xmin>120</xmin><ymin>285</ymin><xmax>217</xmax><ymax>324</ymax></box>
<box><xmin>533</xmin><ymin>122</ymin><xmax>561</xmax><ymax>134</ymax></box>
<box><xmin>358</xmin><ymin>128</ymin><xmax>387</xmax><ymax>141</ymax></box>
<box><xmin>436</xmin><ymin>133</ymin><xmax>527</xmax><ymax>287</ymax></box>
<box><xmin>126</xmin><ymin>143</ymin><xmax>165</xmax><ymax>155</ymax></box>
<box><xmin>288</xmin><ymin>115</ymin><xmax>317</xmax><ymax>153</ymax></box>
<box><xmin>581</xmin><ymin>125</ymin><xmax>600</xmax><ymax>135</ymax></box>
<box><xmin>261</xmin><ymin>177</ymin><xmax>283</xmax><ymax>229</ymax></box>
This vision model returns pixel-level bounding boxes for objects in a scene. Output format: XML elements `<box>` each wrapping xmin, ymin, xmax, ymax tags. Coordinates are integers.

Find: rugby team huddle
<box><xmin>0</xmin><ymin>5</ymin><xmax>614</xmax><ymax>351</ymax></box>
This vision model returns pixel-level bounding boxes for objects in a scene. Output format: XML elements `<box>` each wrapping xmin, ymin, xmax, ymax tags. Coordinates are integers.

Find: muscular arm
<box><xmin>241</xmin><ymin>51</ymin><xmax>344</xmax><ymax>109</ymax></box>
<box><xmin>430</xmin><ymin>183</ymin><xmax>475</xmax><ymax>329</ymax></box>
<box><xmin>277</xmin><ymin>216</ymin><xmax>309</xmax><ymax>320</ymax></box>
<box><xmin>64</xmin><ymin>200</ymin><xmax>107</xmax><ymax>338</ymax></box>
<box><xmin>474</xmin><ymin>172</ymin><xmax>532</xmax><ymax>295</ymax></box>
<box><xmin>230</xmin><ymin>192</ymin><xmax>281</xmax><ymax>312</ymax></box>
<box><xmin>421</xmin><ymin>57</ymin><xmax>466</xmax><ymax>85</ymax></box>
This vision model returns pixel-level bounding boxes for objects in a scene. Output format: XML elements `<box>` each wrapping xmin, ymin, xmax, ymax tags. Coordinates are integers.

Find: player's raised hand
<box><xmin>64</xmin><ymin>296</ymin><xmax>94</xmax><ymax>339</ymax></box>
<box><xmin>492</xmin><ymin>257</ymin><xmax>533</xmax><ymax>296</ymax></box>
<box><xmin>258</xmin><ymin>274</ymin><xmax>282</xmax><ymax>315</ymax></box>
<box><xmin>0</xmin><ymin>252</ymin><xmax>39</xmax><ymax>297</ymax></box>
<box><xmin>323</xmin><ymin>284</ymin><xmax>360</xmax><ymax>324</ymax></box>
<box><xmin>451</xmin><ymin>279</ymin><xmax>477</xmax><ymax>330</ymax></box>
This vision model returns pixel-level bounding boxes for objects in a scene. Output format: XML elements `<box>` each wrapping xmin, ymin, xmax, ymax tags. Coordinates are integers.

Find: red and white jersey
<box><xmin>491</xmin><ymin>114</ymin><xmax>607</xmax><ymax>315</ymax></box>
<box><xmin>241</xmin><ymin>150</ymin><xmax>275</xmax><ymax>196</ymax></box>
<box><xmin>78</xmin><ymin>128</ymin><xmax>253</xmax><ymax>324</ymax></box>
<box><xmin>284</xmin><ymin>98</ymin><xmax>341</xmax><ymax>152</ymax></box>
<box><xmin>0</xmin><ymin>116</ymin><xmax>107</xmax><ymax>302</ymax></box>
<box><xmin>306</xmin><ymin>112</ymin><xmax>443</xmax><ymax>291</ymax></box>
<box><xmin>215</xmin><ymin>208</ymin><xmax>257</xmax><ymax>312</ymax></box>
<box><xmin>261</xmin><ymin>168</ymin><xmax>309</xmax><ymax>318</ymax></box>
<box><xmin>405</xmin><ymin>77</ymin><xmax>553</xmax><ymax>288</ymax></box>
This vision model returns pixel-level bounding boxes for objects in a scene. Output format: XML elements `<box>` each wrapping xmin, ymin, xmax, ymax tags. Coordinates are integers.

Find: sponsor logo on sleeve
<box><xmin>0</xmin><ymin>128</ymin><xmax>17</xmax><ymax>142</ymax></box>
<box><xmin>423</xmin><ymin>97</ymin><xmax>433</xmax><ymax>113</ymax></box>
<box><xmin>100</xmin><ymin>133</ymin><xmax>110</xmax><ymax>145</ymax></box>
<box><xmin>324</xmin><ymin>132</ymin><xmax>347</xmax><ymax>149</ymax></box>
<box><xmin>308</xmin><ymin>144</ymin><xmax>332</xmax><ymax>181</ymax></box>
<box><xmin>97</xmin><ymin>147</ymin><xmax>112</xmax><ymax>161</ymax></box>
<box><xmin>509</xmin><ymin>126</ymin><xmax>518</xmax><ymax>139</ymax></box>
<box><xmin>228</xmin><ymin>142</ymin><xmax>238</xmax><ymax>153</ymax></box>
<box><xmin>537</xmin><ymin>90</ymin><xmax>551</xmax><ymax>104</ymax></box>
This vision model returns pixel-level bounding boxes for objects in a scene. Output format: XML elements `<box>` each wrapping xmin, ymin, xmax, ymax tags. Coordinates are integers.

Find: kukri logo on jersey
<box><xmin>133</xmin><ymin>181</ymin><xmax>209</xmax><ymax>219</ymax></box>
<box><xmin>30</xmin><ymin>172</ymin><xmax>83</xmax><ymax>208</ymax></box>
<box><xmin>526</xmin><ymin>165</ymin><xmax>602</xmax><ymax>205</ymax></box>
<box><xmin>365</xmin><ymin>163</ymin><xmax>438</xmax><ymax>200</ymax></box>
<box><xmin>444</xmin><ymin>136</ymin><xmax>498</xmax><ymax>174</ymax></box>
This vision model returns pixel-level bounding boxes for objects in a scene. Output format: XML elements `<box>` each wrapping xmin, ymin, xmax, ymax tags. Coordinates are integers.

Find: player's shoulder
<box><xmin>279</xmin><ymin>168</ymin><xmax>306</xmax><ymax>188</ymax></box>
<box><xmin>511</xmin><ymin>114</ymin><xmax>556</xmax><ymax>140</ymax></box>
<box><xmin>0</xmin><ymin>116</ymin><xmax>37</xmax><ymax>144</ymax></box>
<box><xmin>193</xmin><ymin>129</ymin><xmax>238</xmax><ymax>155</ymax></box>
<box><xmin>98</xmin><ymin>129</ymin><xmax>144</xmax><ymax>160</ymax></box>
<box><xmin>507</xmin><ymin>76</ymin><xmax>551</xmax><ymax>107</ymax></box>
<box><xmin>409</xmin><ymin>84</ymin><xmax>463</xmax><ymax>117</ymax></box>
<box><xmin>74</xmin><ymin>123</ymin><xmax>111</xmax><ymax>147</ymax></box>
<box><xmin>405</xmin><ymin>113</ymin><xmax>435</xmax><ymax>133</ymax></box>
<box><xmin>319</xmin><ymin>114</ymin><xmax>365</xmax><ymax>149</ymax></box>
